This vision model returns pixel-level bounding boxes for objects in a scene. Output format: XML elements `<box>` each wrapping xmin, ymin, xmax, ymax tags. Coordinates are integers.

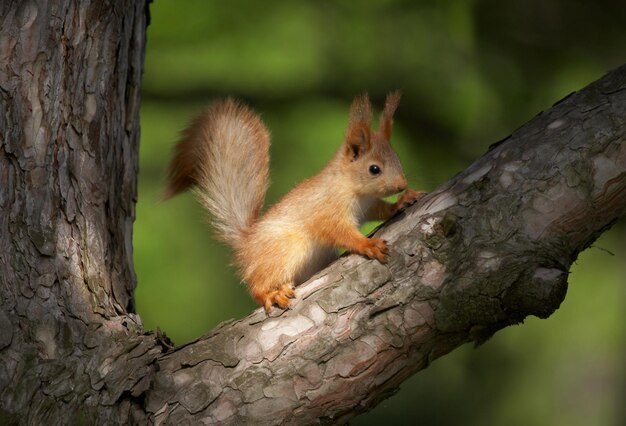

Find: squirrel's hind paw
<box><xmin>259</xmin><ymin>283</ymin><xmax>296</xmax><ymax>313</ymax></box>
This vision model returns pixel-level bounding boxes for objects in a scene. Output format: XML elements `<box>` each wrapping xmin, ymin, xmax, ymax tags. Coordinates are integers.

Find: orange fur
<box><xmin>165</xmin><ymin>93</ymin><xmax>424</xmax><ymax>312</ymax></box>
<box><xmin>164</xmin><ymin>99</ymin><xmax>269</xmax><ymax>250</ymax></box>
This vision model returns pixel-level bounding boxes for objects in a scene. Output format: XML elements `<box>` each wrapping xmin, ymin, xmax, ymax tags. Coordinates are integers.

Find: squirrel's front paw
<box><xmin>361</xmin><ymin>237</ymin><xmax>388</xmax><ymax>263</ymax></box>
<box><xmin>397</xmin><ymin>188</ymin><xmax>426</xmax><ymax>209</ymax></box>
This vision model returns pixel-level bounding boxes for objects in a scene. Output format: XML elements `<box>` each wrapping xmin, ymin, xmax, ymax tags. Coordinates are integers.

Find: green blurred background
<box><xmin>134</xmin><ymin>1</ymin><xmax>626</xmax><ymax>424</ymax></box>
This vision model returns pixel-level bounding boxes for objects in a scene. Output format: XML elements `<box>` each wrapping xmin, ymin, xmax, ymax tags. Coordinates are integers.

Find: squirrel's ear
<box><xmin>345</xmin><ymin>94</ymin><xmax>373</xmax><ymax>160</ymax></box>
<box><xmin>345</xmin><ymin>124</ymin><xmax>371</xmax><ymax>160</ymax></box>
<box><xmin>379</xmin><ymin>90</ymin><xmax>401</xmax><ymax>141</ymax></box>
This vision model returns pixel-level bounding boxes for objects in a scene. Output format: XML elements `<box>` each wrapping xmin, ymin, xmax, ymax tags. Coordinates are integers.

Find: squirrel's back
<box><xmin>164</xmin><ymin>99</ymin><xmax>270</xmax><ymax>250</ymax></box>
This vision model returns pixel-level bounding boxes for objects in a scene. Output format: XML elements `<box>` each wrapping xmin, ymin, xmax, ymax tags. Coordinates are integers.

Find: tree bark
<box><xmin>1</xmin><ymin>1</ymin><xmax>625</xmax><ymax>424</ymax></box>
<box><xmin>0</xmin><ymin>1</ymin><xmax>159</xmax><ymax>424</ymax></box>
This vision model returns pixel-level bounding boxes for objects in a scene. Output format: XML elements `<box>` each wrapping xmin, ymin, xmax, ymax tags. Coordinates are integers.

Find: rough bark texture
<box><xmin>0</xmin><ymin>1</ymin><xmax>625</xmax><ymax>424</ymax></box>
<box><xmin>0</xmin><ymin>1</ymin><xmax>159</xmax><ymax>424</ymax></box>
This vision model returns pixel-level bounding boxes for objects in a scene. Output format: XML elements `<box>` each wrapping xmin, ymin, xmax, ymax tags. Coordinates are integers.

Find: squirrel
<box><xmin>164</xmin><ymin>92</ymin><xmax>424</xmax><ymax>312</ymax></box>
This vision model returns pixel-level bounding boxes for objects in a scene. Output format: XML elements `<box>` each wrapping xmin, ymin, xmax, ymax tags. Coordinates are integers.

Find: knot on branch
<box><xmin>502</xmin><ymin>266</ymin><xmax>568</xmax><ymax>321</ymax></box>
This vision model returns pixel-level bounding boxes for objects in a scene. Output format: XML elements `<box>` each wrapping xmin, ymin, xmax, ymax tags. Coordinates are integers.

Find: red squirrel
<box><xmin>164</xmin><ymin>92</ymin><xmax>424</xmax><ymax>312</ymax></box>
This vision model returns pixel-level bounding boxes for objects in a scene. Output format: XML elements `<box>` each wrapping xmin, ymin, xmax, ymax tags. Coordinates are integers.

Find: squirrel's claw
<box><xmin>362</xmin><ymin>237</ymin><xmax>388</xmax><ymax>263</ymax></box>
<box><xmin>261</xmin><ymin>283</ymin><xmax>296</xmax><ymax>313</ymax></box>
<box><xmin>397</xmin><ymin>188</ymin><xmax>427</xmax><ymax>209</ymax></box>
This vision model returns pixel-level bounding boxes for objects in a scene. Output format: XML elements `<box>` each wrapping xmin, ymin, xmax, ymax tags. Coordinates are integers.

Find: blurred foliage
<box><xmin>135</xmin><ymin>0</ymin><xmax>626</xmax><ymax>424</ymax></box>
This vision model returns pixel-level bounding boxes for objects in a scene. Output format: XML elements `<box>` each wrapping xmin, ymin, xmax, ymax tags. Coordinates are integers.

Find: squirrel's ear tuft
<box><xmin>348</xmin><ymin>93</ymin><xmax>373</xmax><ymax>128</ymax></box>
<box><xmin>379</xmin><ymin>90</ymin><xmax>402</xmax><ymax>141</ymax></box>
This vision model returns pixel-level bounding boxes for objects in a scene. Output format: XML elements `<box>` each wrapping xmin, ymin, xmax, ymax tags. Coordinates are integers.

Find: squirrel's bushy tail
<box><xmin>164</xmin><ymin>99</ymin><xmax>270</xmax><ymax>250</ymax></box>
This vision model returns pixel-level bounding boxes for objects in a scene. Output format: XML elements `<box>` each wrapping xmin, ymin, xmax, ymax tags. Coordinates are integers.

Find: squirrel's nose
<box><xmin>395</xmin><ymin>178</ymin><xmax>407</xmax><ymax>193</ymax></box>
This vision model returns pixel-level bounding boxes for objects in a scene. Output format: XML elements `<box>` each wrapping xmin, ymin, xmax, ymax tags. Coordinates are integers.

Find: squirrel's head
<box><xmin>341</xmin><ymin>91</ymin><xmax>408</xmax><ymax>198</ymax></box>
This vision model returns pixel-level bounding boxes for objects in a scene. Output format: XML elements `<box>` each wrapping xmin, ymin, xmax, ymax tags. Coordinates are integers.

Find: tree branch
<box><xmin>145</xmin><ymin>66</ymin><xmax>626</xmax><ymax>424</ymax></box>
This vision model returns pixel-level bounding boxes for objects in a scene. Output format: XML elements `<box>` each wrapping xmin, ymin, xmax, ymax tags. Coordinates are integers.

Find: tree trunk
<box><xmin>0</xmin><ymin>1</ymin><xmax>158</xmax><ymax>424</ymax></box>
<box><xmin>1</xmin><ymin>1</ymin><xmax>625</xmax><ymax>424</ymax></box>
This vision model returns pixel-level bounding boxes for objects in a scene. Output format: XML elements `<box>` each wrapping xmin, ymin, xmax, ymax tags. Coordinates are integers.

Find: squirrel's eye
<box><xmin>369</xmin><ymin>164</ymin><xmax>381</xmax><ymax>175</ymax></box>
